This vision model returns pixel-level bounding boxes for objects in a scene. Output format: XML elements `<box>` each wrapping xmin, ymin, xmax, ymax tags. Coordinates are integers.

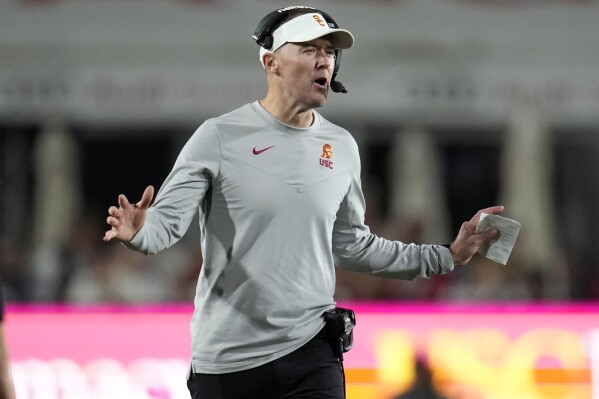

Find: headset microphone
<box><xmin>330</xmin><ymin>48</ymin><xmax>347</xmax><ymax>93</ymax></box>
<box><xmin>330</xmin><ymin>80</ymin><xmax>346</xmax><ymax>94</ymax></box>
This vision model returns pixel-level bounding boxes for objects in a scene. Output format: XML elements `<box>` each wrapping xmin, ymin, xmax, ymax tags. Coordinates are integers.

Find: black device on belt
<box><xmin>323</xmin><ymin>307</ymin><xmax>356</xmax><ymax>361</ymax></box>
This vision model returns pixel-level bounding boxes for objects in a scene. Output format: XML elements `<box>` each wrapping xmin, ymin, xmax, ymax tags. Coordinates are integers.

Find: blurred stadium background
<box><xmin>1</xmin><ymin>0</ymin><xmax>598</xmax><ymax>398</ymax></box>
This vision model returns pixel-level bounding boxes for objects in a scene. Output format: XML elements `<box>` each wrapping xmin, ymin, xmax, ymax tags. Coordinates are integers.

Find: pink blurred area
<box><xmin>4</xmin><ymin>304</ymin><xmax>193</xmax><ymax>363</ymax></box>
<box><xmin>5</xmin><ymin>301</ymin><xmax>598</xmax><ymax>367</ymax></box>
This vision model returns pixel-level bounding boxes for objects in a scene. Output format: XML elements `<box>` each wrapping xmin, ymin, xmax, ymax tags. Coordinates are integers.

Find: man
<box><xmin>104</xmin><ymin>6</ymin><xmax>502</xmax><ymax>399</ymax></box>
<box><xmin>0</xmin><ymin>275</ymin><xmax>16</xmax><ymax>399</ymax></box>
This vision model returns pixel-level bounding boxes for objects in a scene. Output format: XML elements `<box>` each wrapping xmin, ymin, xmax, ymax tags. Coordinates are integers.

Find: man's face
<box><xmin>274</xmin><ymin>37</ymin><xmax>336</xmax><ymax>110</ymax></box>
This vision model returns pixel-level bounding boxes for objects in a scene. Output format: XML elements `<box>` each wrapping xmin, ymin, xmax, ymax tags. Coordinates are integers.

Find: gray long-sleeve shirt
<box><xmin>128</xmin><ymin>101</ymin><xmax>454</xmax><ymax>373</ymax></box>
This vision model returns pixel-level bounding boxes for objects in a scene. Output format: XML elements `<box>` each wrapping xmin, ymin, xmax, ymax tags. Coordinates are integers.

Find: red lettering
<box><xmin>319</xmin><ymin>159</ymin><xmax>334</xmax><ymax>169</ymax></box>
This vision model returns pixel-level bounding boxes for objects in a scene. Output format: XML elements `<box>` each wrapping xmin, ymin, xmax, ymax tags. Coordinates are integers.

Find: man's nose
<box><xmin>315</xmin><ymin>51</ymin><xmax>333</xmax><ymax>68</ymax></box>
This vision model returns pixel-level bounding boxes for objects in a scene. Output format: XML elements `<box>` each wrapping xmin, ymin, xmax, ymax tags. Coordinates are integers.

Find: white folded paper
<box><xmin>475</xmin><ymin>212</ymin><xmax>521</xmax><ymax>265</ymax></box>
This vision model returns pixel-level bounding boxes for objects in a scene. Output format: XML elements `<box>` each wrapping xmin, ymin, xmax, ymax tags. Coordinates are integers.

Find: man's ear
<box><xmin>263</xmin><ymin>52</ymin><xmax>278</xmax><ymax>73</ymax></box>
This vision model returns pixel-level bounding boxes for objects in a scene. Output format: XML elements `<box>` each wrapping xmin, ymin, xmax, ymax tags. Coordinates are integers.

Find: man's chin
<box><xmin>311</xmin><ymin>94</ymin><xmax>328</xmax><ymax>109</ymax></box>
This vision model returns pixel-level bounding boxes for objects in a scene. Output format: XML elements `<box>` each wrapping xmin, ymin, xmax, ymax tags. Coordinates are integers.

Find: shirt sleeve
<box><xmin>127</xmin><ymin>120</ymin><xmax>222</xmax><ymax>255</ymax></box>
<box><xmin>331</xmin><ymin>141</ymin><xmax>454</xmax><ymax>280</ymax></box>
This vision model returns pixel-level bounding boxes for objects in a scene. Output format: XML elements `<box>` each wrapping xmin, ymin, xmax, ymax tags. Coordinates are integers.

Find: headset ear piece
<box><xmin>262</xmin><ymin>36</ymin><xmax>273</xmax><ymax>51</ymax></box>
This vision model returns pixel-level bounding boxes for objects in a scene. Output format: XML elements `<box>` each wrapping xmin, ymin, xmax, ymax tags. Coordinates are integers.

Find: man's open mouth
<box><xmin>314</xmin><ymin>78</ymin><xmax>328</xmax><ymax>88</ymax></box>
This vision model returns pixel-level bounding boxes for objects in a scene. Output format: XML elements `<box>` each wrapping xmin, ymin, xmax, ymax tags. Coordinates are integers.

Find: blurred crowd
<box><xmin>1</xmin><ymin>113</ymin><xmax>596</xmax><ymax>304</ymax></box>
<box><xmin>0</xmin><ymin>189</ymin><xmax>555</xmax><ymax>305</ymax></box>
<box><xmin>1</xmin><ymin>215</ymin><xmax>202</xmax><ymax>304</ymax></box>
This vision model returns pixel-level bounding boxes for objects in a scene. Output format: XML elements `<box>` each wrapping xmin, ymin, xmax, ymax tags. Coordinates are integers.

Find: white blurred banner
<box><xmin>1</xmin><ymin>66</ymin><xmax>598</xmax><ymax>124</ymax></box>
<box><xmin>1</xmin><ymin>0</ymin><xmax>599</xmax><ymax>124</ymax></box>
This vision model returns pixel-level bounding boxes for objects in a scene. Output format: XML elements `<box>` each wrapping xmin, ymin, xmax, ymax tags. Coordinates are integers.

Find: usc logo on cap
<box><xmin>320</xmin><ymin>144</ymin><xmax>333</xmax><ymax>169</ymax></box>
<box><xmin>312</xmin><ymin>14</ymin><xmax>326</xmax><ymax>27</ymax></box>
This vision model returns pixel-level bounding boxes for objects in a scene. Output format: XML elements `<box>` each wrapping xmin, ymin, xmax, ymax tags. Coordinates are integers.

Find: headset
<box><xmin>252</xmin><ymin>6</ymin><xmax>348</xmax><ymax>93</ymax></box>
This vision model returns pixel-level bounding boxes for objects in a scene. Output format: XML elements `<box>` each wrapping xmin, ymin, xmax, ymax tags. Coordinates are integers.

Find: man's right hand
<box><xmin>449</xmin><ymin>205</ymin><xmax>504</xmax><ymax>266</ymax></box>
<box><xmin>103</xmin><ymin>185</ymin><xmax>154</xmax><ymax>242</ymax></box>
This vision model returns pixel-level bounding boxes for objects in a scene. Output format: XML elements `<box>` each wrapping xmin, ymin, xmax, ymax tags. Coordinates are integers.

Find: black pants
<box><xmin>187</xmin><ymin>334</ymin><xmax>344</xmax><ymax>399</ymax></box>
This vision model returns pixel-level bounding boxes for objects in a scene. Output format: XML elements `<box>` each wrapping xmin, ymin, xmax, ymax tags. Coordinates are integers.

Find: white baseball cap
<box><xmin>259</xmin><ymin>12</ymin><xmax>354</xmax><ymax>67</ymax></box>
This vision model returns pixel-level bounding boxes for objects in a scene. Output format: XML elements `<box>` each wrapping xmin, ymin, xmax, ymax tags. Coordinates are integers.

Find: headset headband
<box><xmin>253</xmin><ymin>6</ymin><xmax>339</xmax><ymax>50</ymax></box>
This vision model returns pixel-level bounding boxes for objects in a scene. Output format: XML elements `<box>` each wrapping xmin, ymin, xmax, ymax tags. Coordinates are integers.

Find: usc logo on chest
<box><xmin>319</xmin><ymin>144</ymin><xmax>333</xmax><ymax>169</ymax></box>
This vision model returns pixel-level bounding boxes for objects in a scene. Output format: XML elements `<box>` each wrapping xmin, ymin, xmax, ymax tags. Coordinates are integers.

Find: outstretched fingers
<box><xmin>103</xmin><ymin>194</ymin><xmax>133</xmax><ymax>242</ymax></box>
<box><xmin>103</xmin><ymin>228</ymin><xmax>117</xmax><ymax>242</ymax></box>
<box><xmin>137</xmin><ymin>185</ymin><xmax>155</xmax><ymax>209</ymax></box>
<box><xmin>103</xmin><ymin>186</ymin><xmax>154</xmax><ymax>243</ymax></box>
<box><xmin>118</xmin><ymin>194</ymin><xmax>132</xmax><ymax>210</ymax></box>
<box><xmin>108</xmin><ymin>205</ymin><xmax>122</xmax><ymax>217</ymax></box>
